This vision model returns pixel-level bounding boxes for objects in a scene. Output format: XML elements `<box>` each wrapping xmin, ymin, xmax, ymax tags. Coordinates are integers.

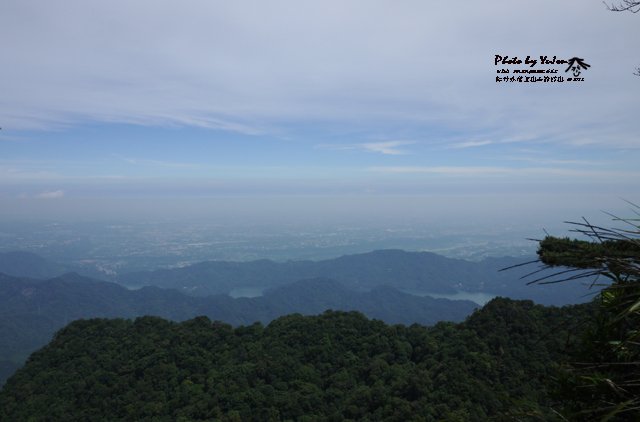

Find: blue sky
<box><xmin>1</xmin><ymin>0</ymin><xmax>638</xmax><ymax>226</ymax></box>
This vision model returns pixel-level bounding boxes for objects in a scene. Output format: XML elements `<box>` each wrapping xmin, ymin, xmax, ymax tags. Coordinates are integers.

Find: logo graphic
<box><xmin>565</xmin><ymin>57</ymin><xmax>591</xmax><ymax>77</ymax></box>
<box><xmin>494</xmin><ymin>55</ymin><xmax>591</xmax><ymax>83</ymax></box>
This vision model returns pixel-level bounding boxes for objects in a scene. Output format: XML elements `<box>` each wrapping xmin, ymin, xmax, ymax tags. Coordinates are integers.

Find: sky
<box><xmin>0</xmin><ymin>0</ymin><xmax>638</xmax><ymax>228</ymax></box>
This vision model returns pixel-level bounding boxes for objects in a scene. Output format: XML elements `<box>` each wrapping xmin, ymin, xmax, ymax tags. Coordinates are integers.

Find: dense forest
<box><xmin>0</xmin><ymin>298</ymin><xmax>591</xmax><ymax>421</ymax></box>
<box><xmin>0</xmin><ymin>272</ymin><xmax>478</xmax><ymax>386</ymax></box>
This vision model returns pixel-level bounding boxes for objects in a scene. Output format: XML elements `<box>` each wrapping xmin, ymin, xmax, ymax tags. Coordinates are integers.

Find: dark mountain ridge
<box><xmin>0</xmin><ymin>251</ymin><xmax>68</xmax><ymax>280</ymax></box>
<box><xmin>118</xmin><ymin>249</ymin><xmax>594</xmax><ymax>305</ymax></box>
<box><xmin>0</xmin><ymin>272</ymin><xmax>476</xmax><ymax>386</ymax></box>
<box><xmin>0</xmin><ymin>249</ymin><xmax>596</xmax><ymax>306</ymax></box>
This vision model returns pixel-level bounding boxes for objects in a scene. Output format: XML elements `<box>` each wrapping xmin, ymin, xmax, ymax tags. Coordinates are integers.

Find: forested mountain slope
<box><xmin>0</xmin><ymin>273</ymin><xmax>476</xmax><ymax>386</ymax></box>
<box><xmin>0</xmin><ymin>298</ymin><xmax>591</xmax><ymax>421</ymax></box>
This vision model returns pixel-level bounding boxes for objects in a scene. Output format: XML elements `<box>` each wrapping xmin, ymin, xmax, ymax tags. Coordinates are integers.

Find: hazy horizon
<box><xmin>1</xmin><ymin>1</ymin><xmax>638</xmax><ymax>235</ymax></box>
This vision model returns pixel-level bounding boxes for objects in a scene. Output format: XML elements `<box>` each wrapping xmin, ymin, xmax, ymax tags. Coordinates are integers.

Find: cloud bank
<box><xmin>0</xmin><ymin>0</ymin><xmax>638</xmax><ymax>150</ymax></box>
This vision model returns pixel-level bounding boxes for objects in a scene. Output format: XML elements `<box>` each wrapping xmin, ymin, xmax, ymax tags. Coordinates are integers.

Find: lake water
<box><xmin>229</xmin><ymin>287</ymin><xmax>265</xmax><ymax>298</ymax></box>
<box><xmin>401</xmin><ymin>289</ymin><xmax>496</xmax><ymax>305</ymax></box>
<box><xmin>229</xmin><ymin>285</ymin><xmax>495</xmax><ymax>305</ymax></box>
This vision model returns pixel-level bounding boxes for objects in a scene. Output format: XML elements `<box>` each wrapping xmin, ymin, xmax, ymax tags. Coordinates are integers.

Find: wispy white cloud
<box><xmin>449</xmin><ymin>140</ymin><xmax>493</xmax><ymax>149</ymax></box>
<box><xmin>118</xmin><ymin>156</ymin><xmax>199</xmax><ymax>169</ymax></box>
<box><xmin>445</xmin><ymin>134</ymin><xmax>543</xmax><ymax>150</ymax></box>
<box><xmin>317</xmin><ymin>141</ymin><xmax>414</xmax><ymax>155</ymax></box>
<box><xmin>368</xmin><ymin>166</ymin><xmax>640</xmax><ymax>178</ymax></box>
<box><xmin>34</xmin><ymin>190</ymin><xmax>64</xmax><ymax>199</ymax></box>
<box><xmin>360</xmin><ymin>141</ymin><xmax>414</xmax><ymax>155</ymax></box>
<box><xmin>369</xmin><ymin>166</ymin><xmax>510</xmax><ymax>175</ymax></box>
<box><xmin>0</xmin><ymin>164</ymin><xmax>61</xmax><ymax>181</ymax></box>
<box><xmin>0</xmin><ymin>0</ymin><xmax>637</xmax><ymax>150</ymax></box>
<box><xmin>501</xmin><ymin>156</ymin><xmax>605</xmax><ymax>166</ymax></box>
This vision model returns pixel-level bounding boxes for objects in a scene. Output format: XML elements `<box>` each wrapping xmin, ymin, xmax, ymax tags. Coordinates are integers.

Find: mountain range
<box><xmin>0</xmin><ymin>248</ymin><xmax>600</xmax><ymax>386</ymax></box>
<box><xmin>118</xmin><ymin>250</ymin><xmax>598</xmax><ymax>305</ymax></box>
<box><xmin>0</xmin><ymin>249</ymin><xmax>597</xmax><ymax>306</ymax></box>
<box><xmin>0</xmin><ymin>271</ymin><xmax>477</xmax><ymax>386</ymax></box>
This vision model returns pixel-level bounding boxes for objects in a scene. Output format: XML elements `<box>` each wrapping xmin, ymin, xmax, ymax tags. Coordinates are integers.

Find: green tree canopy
<box><xmin>534</xmin><ymin>204</ymin><xmax>640</xmax><ymax>420</ymax></box>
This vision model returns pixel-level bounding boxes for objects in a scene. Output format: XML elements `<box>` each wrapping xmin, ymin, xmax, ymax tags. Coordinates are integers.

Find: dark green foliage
<box><xmin>0</xmin><ymin>273</ymin><xmax>476</xmax><ymax>386</ymax></box>
<box><xmin>0</xmin><ymin>299</ymin><xmax>588</xmax><ymax>421</ymax></box>
<box><xmin>539</xmin><ymin>236</ymin><xmax>640</xmax><ymax>271</ymax></box>
<box><xmin>535</xmin><ymin>209</ymin><xmax>640</xmax><ymax>420</ymax></box>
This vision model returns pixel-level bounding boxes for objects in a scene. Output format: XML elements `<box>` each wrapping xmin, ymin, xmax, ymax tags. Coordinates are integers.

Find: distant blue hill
<box><xmin>0</xmin><ymin>249</ymin><xmax>598</xmax><ymax>306</ymax></box>
<box><xmin>118</xmin><ymin>249</ymin><xmax>598</xmax><ymax>306</ymax></box>
<box><xmin>0</xmin><ymin>251</ymin><xmax>68</xmax><ymax>279</ymax></box>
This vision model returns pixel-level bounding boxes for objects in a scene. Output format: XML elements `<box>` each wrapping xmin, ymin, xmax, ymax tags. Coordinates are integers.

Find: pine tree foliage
<box><xmin>533</xmin><ymin>203</ymin><xmax>640</xmax><ymax>420</ymax></box>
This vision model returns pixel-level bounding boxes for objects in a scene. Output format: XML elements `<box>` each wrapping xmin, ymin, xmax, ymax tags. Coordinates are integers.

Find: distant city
<box><xmin>0</xmin><ymin>220</ymin><xmax>545</xmax><ymax>277</ymax></box>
